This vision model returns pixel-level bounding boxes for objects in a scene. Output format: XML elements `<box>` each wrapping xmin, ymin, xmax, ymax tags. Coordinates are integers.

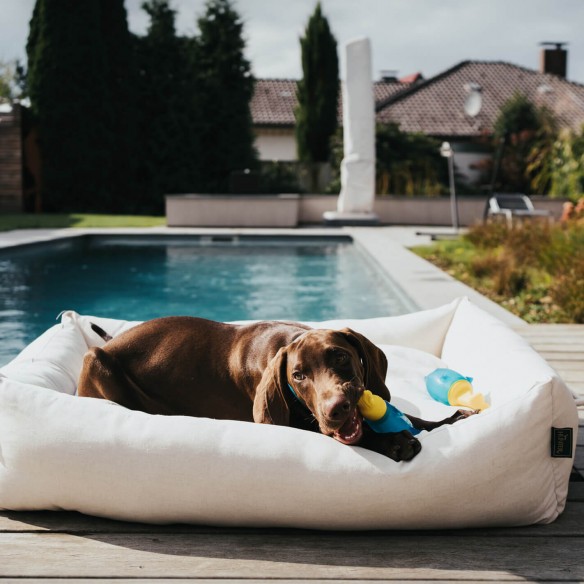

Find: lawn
<box><xmin>0</xmin><ymin>213</ymin><xmax>166</xmax><ymax>231</ymax></box>
<box><xmin>412</xmin><ymin>220</ymin><xmax>584</xmax><ymax>323</ymax></box>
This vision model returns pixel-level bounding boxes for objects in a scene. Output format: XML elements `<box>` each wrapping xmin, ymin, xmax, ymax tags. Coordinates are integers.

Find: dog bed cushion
<box><xmin>0</xmin><ymin>298</ymin><xmax>577</xmax><ymax>529</ymax></box>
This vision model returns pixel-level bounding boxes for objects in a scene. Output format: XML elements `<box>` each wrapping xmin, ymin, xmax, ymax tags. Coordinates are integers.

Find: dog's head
<box><xmin>253</xmin><ymin>328</ymin><xmax>389</xmax><ymax>445</ymax></box>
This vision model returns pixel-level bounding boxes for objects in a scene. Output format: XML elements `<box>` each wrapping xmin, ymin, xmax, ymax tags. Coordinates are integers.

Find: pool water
<box><xmin>0</xmin><ymin>235</ymin><xmax>416</xmax><ymax>366</ymax></box>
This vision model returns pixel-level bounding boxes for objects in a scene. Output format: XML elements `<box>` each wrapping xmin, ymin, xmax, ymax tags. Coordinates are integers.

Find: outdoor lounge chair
<box><xmin>484</xmin><ymin>193</ymin><xmax>551</xmax><ymax>226</ymax></box>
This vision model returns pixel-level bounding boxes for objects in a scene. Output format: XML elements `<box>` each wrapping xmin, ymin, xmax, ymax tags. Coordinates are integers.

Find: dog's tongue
<box><xmin>333</xmin><ymin>409</ymin><xmax>363</xmax><ymax>445</ymax></box>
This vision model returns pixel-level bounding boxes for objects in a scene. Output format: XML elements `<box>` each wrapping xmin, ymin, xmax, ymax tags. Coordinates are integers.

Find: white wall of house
<box><xmin>254</xmin><ymin>128</ymin><xmax>297</xmax><ymax>161</ymax></box>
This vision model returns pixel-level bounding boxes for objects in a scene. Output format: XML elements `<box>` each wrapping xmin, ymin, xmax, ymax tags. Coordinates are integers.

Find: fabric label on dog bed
<box><xmin>551</xmin><ymin>428</ymin><xmax>573</xmax><ymax>458</ymax></box>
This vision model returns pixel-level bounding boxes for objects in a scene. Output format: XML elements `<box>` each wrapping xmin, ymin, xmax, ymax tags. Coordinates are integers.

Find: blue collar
<box><xmin>287</xmin><ymin>382</ymin><xmax>307</xmax><ymax>406</ymax></box>
<box><xmin>287</xmin><ymin>382</ymin><xmax>301</xmax><ymax>400</ymax></box>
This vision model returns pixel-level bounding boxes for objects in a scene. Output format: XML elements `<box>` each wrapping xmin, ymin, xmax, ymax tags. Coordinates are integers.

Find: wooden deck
<box><xmin>1</xmin><ymin>324</ymin><xmax>583</xmax><ymax>583</ymax></box>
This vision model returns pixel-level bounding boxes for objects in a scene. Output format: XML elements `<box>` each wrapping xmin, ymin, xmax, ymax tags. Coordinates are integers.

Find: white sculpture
<box><xmin>324</xmin><ymin>37</ymin><xmax>378</xmax><ymax>225</ymax></box>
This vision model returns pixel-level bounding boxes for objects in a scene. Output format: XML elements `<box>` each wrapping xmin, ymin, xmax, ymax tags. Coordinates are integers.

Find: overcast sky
<box><xmin>1</xmin><ymin>0</ymin><xmax>583</xmax><ymax>84</ymax></box>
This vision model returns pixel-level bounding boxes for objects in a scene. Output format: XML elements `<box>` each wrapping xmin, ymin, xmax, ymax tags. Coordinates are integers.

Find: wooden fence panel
<box><xmin>0</xmin><ymin>104</ymin><xmax>23</xmax><ymax>212</ymax></box>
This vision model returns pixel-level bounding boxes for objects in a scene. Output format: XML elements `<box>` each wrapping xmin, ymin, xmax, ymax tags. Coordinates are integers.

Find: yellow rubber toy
<box><xmin>357</xmin><ymin>390</ymin><xmax>421</xmax><ymax>435</ymax></box>
<box><xmin>448</xmin><ymin>379</ymin><xmax>490</xmax><ymax>411</ymax></box>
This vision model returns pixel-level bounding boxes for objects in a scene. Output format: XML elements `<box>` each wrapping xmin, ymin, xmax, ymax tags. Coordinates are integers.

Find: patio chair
<box><xmin>484</xmin><ymin>193</ymin><xmax>551</xmax><ymax>227</ymax></box>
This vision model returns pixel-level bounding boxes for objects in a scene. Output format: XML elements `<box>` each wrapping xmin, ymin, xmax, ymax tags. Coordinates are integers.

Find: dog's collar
<box><xmin>287</xmin><ymin>382</ymin><xmax>308</xmax><ymax>407</ymax></box>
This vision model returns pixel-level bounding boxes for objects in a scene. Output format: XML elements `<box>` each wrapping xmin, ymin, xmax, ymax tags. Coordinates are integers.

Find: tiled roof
<box><xmin>399</xmin><ymin>72</ymin><xmax>424</xmax><ymax>84</ymax></box>
<box><xmin>251</xmin><ymin>78</ymin><xmax>411</xmax><ymax>126</ymax></box>
<box><xmin>251</xmin><ymin>79</ymin><xmax>298</xmax><ymax>126</ymax></box>
<box><xmin>376</xmin><ymin>60</ymin><xmax>584</xmax><ymax>137</ymax></box>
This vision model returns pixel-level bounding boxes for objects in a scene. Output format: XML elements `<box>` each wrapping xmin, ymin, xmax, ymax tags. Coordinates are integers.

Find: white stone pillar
<box><xmin>324</xmin><ymin>37</ymin><xmax>378</xmax><ymax>225</ymax></box>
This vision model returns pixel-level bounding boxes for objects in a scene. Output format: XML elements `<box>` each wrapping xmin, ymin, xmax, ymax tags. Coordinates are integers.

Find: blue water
<box><xmin>0</xmin><ymin>235</ymin><xmax>416</xmax><ymax>366</ymax></box>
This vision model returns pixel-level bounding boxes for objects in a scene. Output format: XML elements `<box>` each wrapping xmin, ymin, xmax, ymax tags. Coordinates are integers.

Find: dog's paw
<box><xmin>449</xmin><ymin>408</ymin><xmax>479</xmax><ymax>423</ymax></box>
<box><xmin>382</xmin><ymin>431</ymin><xmax>422</xmax><ymax>462</ymax></box>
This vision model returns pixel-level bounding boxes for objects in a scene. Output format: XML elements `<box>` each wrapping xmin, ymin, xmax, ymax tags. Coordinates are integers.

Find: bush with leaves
<box><xmin>376</xmin><ymin>123</ymin><xmax>446</xmax><ymax>195</ymax></box>
<box><xmin>0</xmin><ymin>60</ymin><xmax>26</xmax><ymax>104</ymax></box>
<box><xmin>327</xmin><ymin>123</ymin><xmax>447</xmax><ymax>195</ymax></box>
<box><xmin>492</xmin><ymin>93</ymin><xmax>544</xmax><ymax>194</ymax></box>
<box><xmin>494</xmin><ymin>92</ymin><xmax>584</xmax><ymax>200</ymax></box>
<box><xmin>546</xmin><ymin>128</ymin><xmax>584</xmax><ymax>199</ymax></box>
<box><xmin>416</xmin><ymin>220</ymin><xmax>584</xmax><ymax>323</ymax></box>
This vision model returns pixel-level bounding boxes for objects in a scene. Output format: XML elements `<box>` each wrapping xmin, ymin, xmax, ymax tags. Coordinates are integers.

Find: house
<box><xmin>251</xmin><ymin>75</ymin><xmax>419</xmax><ymax>161</ymax></box>
<box><xmin>251</xmin><ymin>44</ymin><xmax>584</xmax><ymax>186</ymax></box>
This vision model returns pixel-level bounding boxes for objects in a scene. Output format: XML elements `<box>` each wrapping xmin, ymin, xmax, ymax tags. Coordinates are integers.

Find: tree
<box><xmin>543</xmin><ymin>127</ymin><xmax>584</xmax><ymax>199</ymax></box>
<box><xmin>133</xmin><ymin>0</ymin><xmax>202</xmax><ymax>211</ymax></box>
<box><xmin>195</xmin><ymin>0</ymin><xmax>257</xmax><ymax>192</ymax></box>
<box><xmin>27</xmin><ymin>0</ymin><xmax>113</xmax><ymax>212</ymax></box>
<box><xmin>0</xmin><ymin>60</ymin><xmax>26</xmax><ymax>104</ymax></box>
<box><xmin>295</xmin><ymin>3</ymin><xmax>339</xmax><ymax>165</ymax></box>
<box><xmin>492</xmin><ymin>93</ymin><xmax>542</xmax><ymax>194</ymax></box>
<box><xmin>99</xmin><ymin>0</ymin><xmax>139</xmax><ymax>211</ymax></box>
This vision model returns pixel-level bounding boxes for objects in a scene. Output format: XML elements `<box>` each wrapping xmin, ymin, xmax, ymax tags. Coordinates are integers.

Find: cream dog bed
<box><xmin>0</xmin><ymin>298</ymin><xmax>577</xmax><ymax>530</ymax></box>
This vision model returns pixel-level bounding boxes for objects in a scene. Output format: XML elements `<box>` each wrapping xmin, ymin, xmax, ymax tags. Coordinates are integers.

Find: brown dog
<box><xmin>77</xmin><ymin>317</ymin><xmax>471</xmax><ymax>461</ymax></box>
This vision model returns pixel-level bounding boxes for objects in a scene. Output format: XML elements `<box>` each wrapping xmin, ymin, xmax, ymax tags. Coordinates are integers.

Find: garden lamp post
<box><xmin>440</xmin><ymin>141</ymin><xmax>459</xmax><ymax>231</ymax></box>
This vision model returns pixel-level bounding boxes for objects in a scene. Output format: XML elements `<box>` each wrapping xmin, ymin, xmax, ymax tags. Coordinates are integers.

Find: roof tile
<box><xmin>251</xmin><ymin>79</ymin><xmax>410</xmax><ymax>126</ymax></box>
<box><xmin>376</xmin><ymin>61</ymin><xmax>584</xmax><ymax>136</ymax></box>
<box><xmin>252</xmin><ymin>62</ymin><xmax>584</xmax><ymax>136</ymax></box>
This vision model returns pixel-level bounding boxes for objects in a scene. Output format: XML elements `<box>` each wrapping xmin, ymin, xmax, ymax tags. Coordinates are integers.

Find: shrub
<box><xmin>418</xmin><ymin>220</ymin><xmax>583</xmax><ymax>322</ymax></box>
<box><xmin>469</xmin><ymin>253</ymin><xmax>502</xmax><ymax>279</ymax></box>
<box><xmin>465</xmin><ymin>222</ymin><xmax>504</xmax><ymax>249</ymax></box>
<box><xmin>551</xmin><ymin>258</ymin><xmax>584</xmax><ymax>323</ymax></box>
<box><xmin>493</xmin><ymin>255</ymin><xmax>530</xmax><ymax>296</ymax></box>
<box><xmin>504</xmin><ymin>222</ymin><xmax>552</xmax><ymax>267</ymax></box>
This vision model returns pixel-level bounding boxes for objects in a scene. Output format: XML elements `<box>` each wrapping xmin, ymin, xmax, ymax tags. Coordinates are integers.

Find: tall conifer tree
<box><xmin>27</xmin><ymin>0</ymin><xmax>113</xmax><ymax>211</ymax></box>
<box><xmin>134</xmin><ymin>0</ymin><xmax>202</xmax><ymax>211</ymax></box>
<box><xmin>99</xmin><ymin>0</ymin><xmax>138</xmax><ymax>211</ymax></box>
<box><xmin>196</xmin><ymin>0</ymin><xmax>257</xmax><ymax>192</ymax></box>
<box><xmin>296</xmin><ymin>3</ymin><xmax>339</xmax><ymax>164</ymax></box>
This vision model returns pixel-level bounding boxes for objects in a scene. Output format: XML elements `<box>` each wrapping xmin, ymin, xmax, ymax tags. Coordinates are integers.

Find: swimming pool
<box><xmin>0</xmin><ymin>234</ymin><xmax>416</xmax><ymax>366</ymax></box>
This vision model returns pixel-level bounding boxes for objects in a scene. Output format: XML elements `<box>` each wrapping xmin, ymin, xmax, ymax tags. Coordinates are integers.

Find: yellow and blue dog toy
<box><xmin>425</xmin><ymin>368</ymin><xmax>490</xmax><ymax>411</ymax></box>
<box><xmin>357</xmin><ymin>390</ymin><xmax>421</xmax><ymax>435</ymax></box>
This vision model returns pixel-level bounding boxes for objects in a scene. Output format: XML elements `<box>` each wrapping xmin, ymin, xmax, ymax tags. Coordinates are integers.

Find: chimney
<box><xmin>380</xmin><ymin>70</ymin><xmax>399</xmax><ymax>83</ymax></box>
<box><xmin>539</xmin><ymin>42</ymin><xmax>568</xmax><ymax>78</ymax></box>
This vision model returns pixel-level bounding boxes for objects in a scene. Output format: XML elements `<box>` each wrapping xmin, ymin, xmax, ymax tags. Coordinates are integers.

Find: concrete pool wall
<box><xmin>166</xmin><ymin>194</ymin><xmax>566</xmax><ymax>228</ymax></box>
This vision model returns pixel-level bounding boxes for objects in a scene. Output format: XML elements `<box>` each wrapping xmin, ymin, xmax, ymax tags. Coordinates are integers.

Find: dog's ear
<box><xmin>253</xmin><ymin>347</ymin><xmax>290</xmax><ymax>425</ymax></box>
<box><xmin>339</xmin><ymin>328</ymin><xmax>390</xmax><ymax>399</ymax></box>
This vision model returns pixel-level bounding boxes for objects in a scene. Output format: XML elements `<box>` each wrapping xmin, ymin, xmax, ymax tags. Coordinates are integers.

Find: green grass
<box><xmin>0</xmin><ymin>213</ymin><xmax>166</xmax><ymax>231</ymax></box>
<box><xmin>412</xmin><ymin>220</ymin><xmax>584</xmax><ymax>324</ymax></box>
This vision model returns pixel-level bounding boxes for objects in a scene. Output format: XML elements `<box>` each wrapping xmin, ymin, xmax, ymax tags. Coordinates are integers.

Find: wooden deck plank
<box><xmin>521</xmin><ymin>343</ymin><xmax>584</xmax><ymax>352</ymax></box>
<box><xmin>513</xmin><ymin>323</ymin><xmax>584</xmax><ymax>418</ymax></box>
<box><xmin>0</xmin><ymin>581</ymin><xmax>495</xmax><ymax>584</ymax></box>
<box><xmin>0</xmin><ymin>581</ymin><xmax>557</xmax><ymax>584</ymax></box>
<box><xmin>0</xmin><ymin>580</ymin><xmax>482</xmax><ymax>584</ymax></box>
<box><xmin>1</xmin><ymin>531</ymin><xmax>583</xmax><ymax>581</ymax></box>
<box><xmin>0</xmin><ymin>503</ymin><xmax>583</xmax><ymax>536</ymax></box>
<box><xmin>540</xmin><ymin>362</ymin><xmax>584</xmax><ymax>372</ymax></box>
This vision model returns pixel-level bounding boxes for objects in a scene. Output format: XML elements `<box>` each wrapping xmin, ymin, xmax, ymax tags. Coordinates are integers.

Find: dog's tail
<box><xmin>90</xmin><ymin>323</ymin><xmax>113</xmax><ymax>342</ymax></box>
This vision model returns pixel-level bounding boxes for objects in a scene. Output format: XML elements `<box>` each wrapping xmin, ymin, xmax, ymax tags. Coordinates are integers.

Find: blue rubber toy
<box><xmin>425</xmin><ymin>368</ymin><xmax>489</xmax><ymax>411</ymax></box>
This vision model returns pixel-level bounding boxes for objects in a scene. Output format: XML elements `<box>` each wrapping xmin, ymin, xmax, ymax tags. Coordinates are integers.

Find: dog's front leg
<box><xmin>359</xmin><ymin>426</ymin><xmax>422</xmax><ymax>462</ymax></box>
<box><xmin>406</xmin><ymin>409</ymin><xmax>478</xmax><ymax>432</ymax></box>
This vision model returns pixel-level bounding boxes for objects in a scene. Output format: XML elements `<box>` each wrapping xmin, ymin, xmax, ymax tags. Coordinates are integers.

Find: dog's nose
<box><xmin>322</xmin><ymin>396</ymin><xmax>351</xmax><ymax>421</ymax></box>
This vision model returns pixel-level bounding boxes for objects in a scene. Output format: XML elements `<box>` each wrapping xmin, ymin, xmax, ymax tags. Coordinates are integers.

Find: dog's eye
<box><xmin>334</xmin><ymin>352</ymin><xmax>349</xmax><ymax>365</ymax></box>
<box><xmin>292</xmin><ymin>371</ymin><xmax>306</xmax><ymax>381</ymax></box>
